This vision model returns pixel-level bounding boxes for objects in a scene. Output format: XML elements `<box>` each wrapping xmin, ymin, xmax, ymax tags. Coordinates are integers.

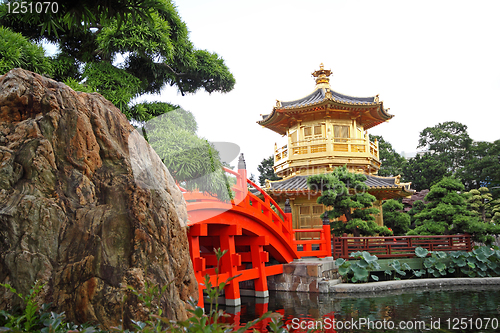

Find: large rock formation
<box><xmin>0</xmin><ymin>69</ymin><xmax>197</xmax><ymax>327</ymax></box>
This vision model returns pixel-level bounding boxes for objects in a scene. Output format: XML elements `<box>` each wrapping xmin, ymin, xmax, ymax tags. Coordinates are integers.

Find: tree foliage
<box><xmin>370</xmin><ymin>134</ymin><xmax>407</xmax><ymax>177</ymax></box>
<box><xmin>402</xmin><ymin>153</ymin><xmax>448</xmax><ymax>192</ymax></box>
<box><xmin>464</xmin><ymin>187</ymin><xmax>500</xmax><ymax>224</ymax></box>
<box><xmin>0</xmin><ymin>0</ymin><xmax>235</xmax><ymax>121</ymax></box>
<box><xmin>0</xmin><ymin>26</ymin><xmax>52</xmax><ymax>75</ymax></box>
<box><xmin>142</xmin><ymin>107</ymin><xmax>233</xmax><ymax>201</ymax></box>
<box><xmin>407</xmin><ymin>177</ymin><xmax>500</xmax><ymax>244</ymax></box>
<box><xmin>307</xmin><ymin>166</ymin><xmax>392</xmax><ymax>237</ymax></box>
<box><xmin>408</xmin><ymin>199</ymin><xmax>426</xmax><ymax>227</ymax></box>
<box><xmin>0</xmin><ymin>0</ymin><xmax>236</xmax><ymax>200</ymax></box>
<box><xmin>382</xmin><ymin>199</ymin><xmax>411</xmax><ymax>236</ymax></box>
<box><xmin>0</xmin><ymin>0</ymin><xmax>166</xmax><ymax>38</ymax></box>
<box><xmin>257</xmin><ymin>155</ymin><xmax>281</xmax><ymax>187</ymax></box>
<box><xmin>417</xmin><ymin>121</ymin><xmax>472</xmax><ymax>174</ymax></box>
<box><xmin>459</xmin><ymin>140</ymin><xmax>500</xmax><ymax>191</ymax></box>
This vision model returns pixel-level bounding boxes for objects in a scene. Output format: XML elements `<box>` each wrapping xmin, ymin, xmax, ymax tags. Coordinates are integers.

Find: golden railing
<box><xmin>273</xmin><ymin>137</ymin><xmax>379</xmax><ymax>172</ymax></box>
<box><xmin>276</xmin><ymin>138</ymin><xmax>378</xmax><ymax>157</ymax></box>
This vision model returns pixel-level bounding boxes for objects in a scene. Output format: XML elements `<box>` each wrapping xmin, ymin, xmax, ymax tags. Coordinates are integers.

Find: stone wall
<box><xmin>267</xmin><ymin>258</ymin><xmax>340</xmax><ymax>293</ymax></box>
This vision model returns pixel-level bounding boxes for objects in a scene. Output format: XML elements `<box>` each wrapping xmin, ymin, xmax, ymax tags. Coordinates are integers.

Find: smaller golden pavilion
<box><xmin>257</xmin><ymin>64</ymin><xmax>414</xmax><ymax>233</ymax></box>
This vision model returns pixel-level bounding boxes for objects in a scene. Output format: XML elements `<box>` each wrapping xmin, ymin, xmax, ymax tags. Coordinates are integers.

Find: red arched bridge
<box><xmin>180</xmin><ymin>154</ymin><xmax>473</xmax><ymax>308</ymax></box>
<box><xmin>181</xmin><ymin>154</ymin><xmax>331</xmax><ymax>307</ymax></box>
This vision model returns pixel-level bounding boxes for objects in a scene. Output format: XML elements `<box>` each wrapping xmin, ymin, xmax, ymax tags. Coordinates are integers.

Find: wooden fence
<box><xmin>332</xmin><ymin>233</ymin><xmax>472</xmax><ymax>259</ymax></box>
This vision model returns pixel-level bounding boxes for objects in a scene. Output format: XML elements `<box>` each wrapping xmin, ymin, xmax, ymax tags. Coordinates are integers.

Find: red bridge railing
<box><xmin>332</xmin><ymin>233</ymin><xmax>472</xmax><ymax>259</ymax></box>
<box><xmin>183</xmin><ymin>157</ymin><xmax>299</xmax><ymax>307</ymax></box>
<box><xmin>293</xmin><ymin>227</ymin><xmax>332</xmax><ymax>258</ymax></box>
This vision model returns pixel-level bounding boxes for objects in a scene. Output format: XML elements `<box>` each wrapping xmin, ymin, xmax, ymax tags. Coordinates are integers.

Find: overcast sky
<box><xmin>144</xmin><ymin>0</ymin><xmax>500</xmax><ymax>178</ymax></box>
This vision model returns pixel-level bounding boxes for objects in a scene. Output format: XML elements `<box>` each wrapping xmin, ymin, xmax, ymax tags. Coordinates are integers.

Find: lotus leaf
<box><xmin>476</xmin><ymin>252</ymin><xmax>489</xmax><ymax>262</ymax></box>
<box><xmin>357</xmin><ymin>259</ymin><xmax>369</xmax><ymax>268</ymax></box>
<box><xmin>415</xmin><ymin>247</ymin><xmax>429</xmax><ymax>258</ymax></box>
<box><xmin>362</xmin><ymin>252</ymin><xmax>378</xmax><ymax>263</ymax></box>
<box><xmin>424</xmin><ymin>260</ymin><xmax>434</xmax><ymax>269</ymax></box>
<box><xmin>435</xmin><ymin>262</ymin><xmax>446</xmax><ymax>271</ymax></box>
<box><xmin>352</xmin><ymin>265</ymin><xmax>369</xmax><ymax>281</ymax></box>
<box><xmin>338</xmin><ymin>264</ymin><xmax>350</xmax><ymax>276</ymax></box>
<box><xmin>350</xmin><ymin>251</ymin><xmax>363</xmax><ymax>258</ymax></box>
<box><xmin>335</xmin><ymin>258</ymin><xmax>346</xmax><ymax>266</ymax></box>
<box><xmin>390</xmin><ymin>260</ymin><xmax>401</xmax><ymax>270</ymax></box>
<box><xmin>476</xmin><ymin>261</ymin><xmax>488</xmax><ymax>271</ymax></box>
<box><xmin>483</xmin><ymin>247</ymin><xmax>495</xmax><ymax>257</ymax></box>
<box><xmin>435</xmin><ymin>251</ymin><xmax>447</xmax><ymax>259</ymax></box>
<box><xmin>413</xmin><ymin>270</ymin><xmax>424</xmax><ymax>277</ymax></box>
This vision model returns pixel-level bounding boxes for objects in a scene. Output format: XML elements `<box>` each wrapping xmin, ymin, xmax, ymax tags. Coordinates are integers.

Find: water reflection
<box><xmin>220</xmin><ymin>285</ymin><xmax>500</xmax><ymax>332</ymax></box>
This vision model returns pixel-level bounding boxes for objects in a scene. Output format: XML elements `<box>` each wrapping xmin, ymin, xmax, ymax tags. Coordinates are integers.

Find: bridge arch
<box><xmin>183</xmin><ymin>163</ymin><xmax>299</xmax><ymax>307</ymax></box>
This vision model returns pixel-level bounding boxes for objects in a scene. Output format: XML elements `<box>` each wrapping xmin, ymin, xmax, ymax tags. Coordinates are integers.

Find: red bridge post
<box><xmin>284</xmin><ymin>199</ymin><xmax>293</xmax><ymax>237</ymax></box>
<box><xmin>323</xmin><ymin>213</ymin><xmax>332</xmax><ymax>257</ymax></box>
<box><xmin>217</xmin><ymin>225</ymin><xmax>242</xmax><ymax>306</ymax></box>
<box><xmin>237</xmin><ymin>153</ymin><xmax>248</xmax><ymax>201</ymax></box>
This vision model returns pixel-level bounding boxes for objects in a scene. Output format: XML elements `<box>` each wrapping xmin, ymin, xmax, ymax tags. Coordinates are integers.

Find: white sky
<box><xmin>146</xmin><ymin>0</ymin><xmax>500</xmax><ymax>178</ymax></box>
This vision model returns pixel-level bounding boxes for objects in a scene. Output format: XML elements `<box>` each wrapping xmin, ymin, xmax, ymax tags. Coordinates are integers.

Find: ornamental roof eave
<box><xmin>280</xmin><ymin>87</ymin><xmax>380</xmax><ymax>109</ymax></box>
<box><xmin>257</xmin><ymin>87</ymin><xmax>393</xmax><ymax>133</ymax></box>
<box><xmin>264</xmin><ymin>174</ymin><xmax>415</xmax><ymax>195</ymax></box>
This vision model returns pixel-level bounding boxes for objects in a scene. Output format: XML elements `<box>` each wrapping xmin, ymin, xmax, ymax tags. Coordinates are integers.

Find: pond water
<box><xmin>223</xmin><ymin>285</ymin><xmax>500</xmax><ymax>332</ymax></box>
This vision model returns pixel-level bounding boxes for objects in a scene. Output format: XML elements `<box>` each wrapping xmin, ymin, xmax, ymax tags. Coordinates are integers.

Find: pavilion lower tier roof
<box><xmin>264</xmin><ymin>174</ymin><xmax>414</xmax><ymax>199</ymax></box>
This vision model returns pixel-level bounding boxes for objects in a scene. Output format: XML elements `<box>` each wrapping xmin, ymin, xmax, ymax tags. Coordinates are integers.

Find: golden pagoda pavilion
<box><xmin>257</xmin><ymin>64</ymin><xmax>414</xmax><ymax>233</ymax></box>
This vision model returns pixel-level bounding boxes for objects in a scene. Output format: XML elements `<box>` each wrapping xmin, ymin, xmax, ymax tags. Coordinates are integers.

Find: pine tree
<box><xmin>257</xmin><ymin>156</ymin><xmax>281</xmax><ymax>187</ymax></box>
<box><xmin>408</xmin><ymin>177</ymin><xmax>500</xmax><ymax>244</ymax></box>
<box><xmin>382</xmin><ymin>199</ymin><xmax>411</xmax><ymax>236</ymax></box>
<box><xmin>307</xmin><ymin>166</ymin><xmax>392</xmax><ymax>237</ymax></box>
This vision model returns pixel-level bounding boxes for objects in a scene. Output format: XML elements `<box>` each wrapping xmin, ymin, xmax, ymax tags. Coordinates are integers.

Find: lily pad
<box><xmin>415</xmin><ymin>247</ymin><xmax>429</xmax><ymax>258</ymax></box>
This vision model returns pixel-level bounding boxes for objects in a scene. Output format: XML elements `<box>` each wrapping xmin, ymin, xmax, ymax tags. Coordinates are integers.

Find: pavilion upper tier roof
<box><xmin>281</xmin><ymin>86</ymin><xmax>377</xmax><ymax>108</ymax></box>
<box><xmin>258</xmin><ymin>64</ymin><xmax>394</xmax><ymax>135</ymax></box>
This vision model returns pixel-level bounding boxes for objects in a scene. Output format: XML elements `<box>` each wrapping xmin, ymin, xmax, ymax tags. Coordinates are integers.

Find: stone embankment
<box><xmin>268</xmin><ymin>257</ymin><xmax>500</xmax><ymax>294</ymax></box>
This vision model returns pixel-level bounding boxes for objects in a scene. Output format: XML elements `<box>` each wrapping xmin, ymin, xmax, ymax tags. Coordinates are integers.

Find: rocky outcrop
<box><xmin>0</xmin><ymin>69</ymin><xmax>197</xmax><ymax>327</ymax></box>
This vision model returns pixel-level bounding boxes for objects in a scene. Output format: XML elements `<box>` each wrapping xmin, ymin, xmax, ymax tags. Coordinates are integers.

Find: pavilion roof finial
<box><xmin>312</xmin><ymin>63</ymin><xmax>332</xmax><ymax>87</ymax></box>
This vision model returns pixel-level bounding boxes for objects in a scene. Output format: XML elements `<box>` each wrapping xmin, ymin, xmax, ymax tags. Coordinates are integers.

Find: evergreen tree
<box><xmin>382</xmin><ymin>199</ymin><xmax>411</xmax><ymax>235</ymax></box>
<box><xmin>464</xmin><ymin>187</ymin><xmax>500</xmax><ymax>224</ymax></box>
<box><xmin>0</xmin><ymin>0</ymin><xmax>235</xmax><ymax>121</ymax></box>
<box><xmin>257</xmin><ymin>155</ymin><xmax>281</xmax><ymax>187</ymax></box>
<box><xmin>1</xmin><ymin>0</ymin><xmax>235</xmax><ymax>200</ymax></box>
<box><xmin>417</xmin><ymin>121</ymin><xmax>472</xmax><ymax>174</ymax></box>
<box><xmin>307</xmin><ymin>166</ymin><xmax>392</xmax><ymax>237</ymax></box>
<box><xmin>459</xmin><ymin>140</ymin><xmax>500</xmax><ymax>191</ymax></box>
<box><xmin>0</xmin><ymin>26</ymin><xmax>52</xmax><ymax>75</ymax></box>
<box><xmin>369</xmin><ymin>135</ymin><xmax>407</xmax><ymax>177</ymax></box>
<box><xmin>142</xmin><ymin>107</ymin><xmax>232</xmax><ymax>201</ymax></box>
<box><xmin>402</xmin><ymin>153</ymin><xmax>448</xmax><ymax>191</ymax></box>
<box><xmin>407</xmin><ymin>177</ymin><xmax>500</xmax><ymax>244</ymax></box>
<box><xmin>408</xmin><ymin>199</ymin><xmax>426</xmax><ymax>228</ymax></box>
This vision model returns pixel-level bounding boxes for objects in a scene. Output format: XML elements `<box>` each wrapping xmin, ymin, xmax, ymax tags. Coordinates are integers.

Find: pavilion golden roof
<box><xmin>258</xmin><ymin>64</ymin><xmax>394</xmax><ymax>135</ymax></box>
